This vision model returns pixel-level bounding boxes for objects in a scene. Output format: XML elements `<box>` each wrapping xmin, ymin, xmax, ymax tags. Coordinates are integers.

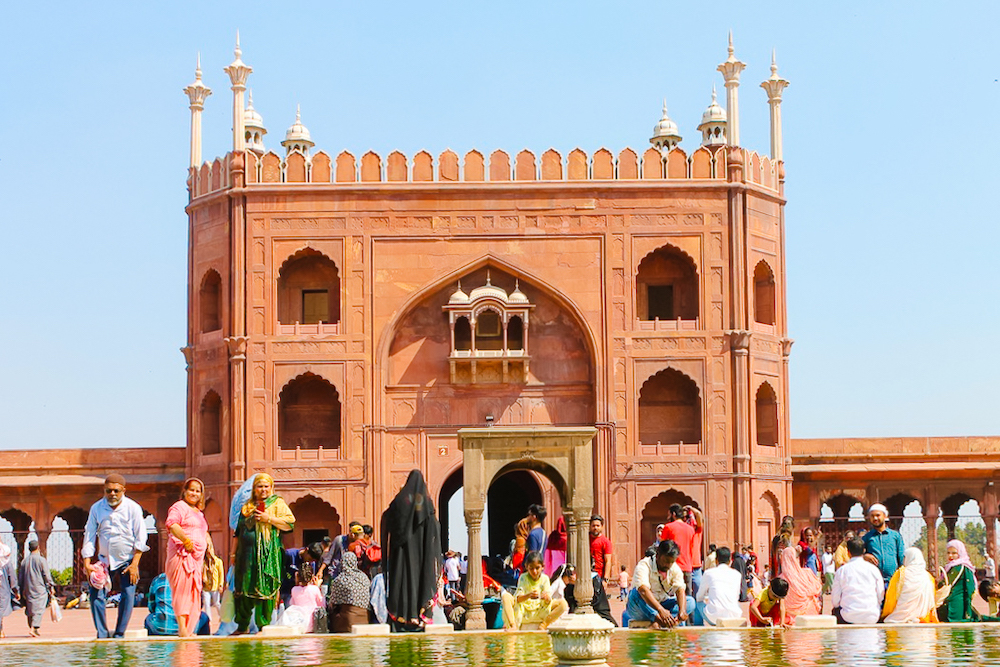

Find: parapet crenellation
<box><xmin>188</xmin><ymin>146</ymin><xmax>783</xmax><ymax>200</ymax></box>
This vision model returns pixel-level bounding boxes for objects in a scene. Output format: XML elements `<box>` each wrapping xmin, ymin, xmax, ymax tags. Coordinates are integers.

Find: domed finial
<box><xmin>711</xmin><ymin>85</ymin><xmax>717</xmax><ymax>104</ymax></box>
<box><xmin>728</xmin><ymin>30</ymin><xmax>734</xmax><ymax>58</ymax></box>
<box><xmin>771</xmin><ymin>49</ymin><xmax>778</xmax><ymax>76</ymax></box>
<box><xmin>195</xmin><ymin>52</ymin><xmax>202</xmax><ymax>80</ymax></box>
<box><xmin>486</xmin><ymin>270</ymin><xmax>492</xmax><ymax>285</ymax></box>
<box><xmin>296</xmin><ymin>104</ymin><xmax>301</xmax><ymax>123</ymax></box>
<box><xmin>235</xmin><ymin>30</ymin><xmax>242</xmax><ymax>59</ymax></box>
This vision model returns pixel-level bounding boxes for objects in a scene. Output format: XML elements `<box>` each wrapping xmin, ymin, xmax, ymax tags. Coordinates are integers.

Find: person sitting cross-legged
<box><xmin>623</xmin><ymin>539</ymin><xmax>698</xmax><ymax>629</ymax></box>
<box><xmin>510</xmin><ymin>551</ymin><xmax>567</xmax><ymax>630</ymax></box>
<box><xmin>145</xmin><ymin>573</ymin><xmax>211</xmax><ymax>636</ymax></box>
<box><xmin>831</xmin><ymin>536</ymin><xmax>884</xmax><ymax>624</ymax></box>
<box><xmin>695</xmin><ymin>546</ymin><xmax>743</xmax><ymax>626</ymax></box>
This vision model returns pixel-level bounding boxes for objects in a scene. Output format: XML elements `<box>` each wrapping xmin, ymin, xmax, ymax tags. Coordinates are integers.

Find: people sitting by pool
<box><xmin>979</xmin><ymin>578</ymin><xmax>1000</xmax><ymax>616</ymax></box>
<box><xmin>937</xmin><ymin>539</ymin><xmax>994</xmax><ymax>623</ymax></box>
<box><xmin>862</xmin><ymin>503</ymin><xmax>905</xmax><ymax>589</ymax></box>
<box><xmin>145</xmin><ymin>573</ymin><xmax>210</xmax><ymax>636</ymax></box>
<box><xmin>623</xmin><ymin>539</ymin><xmax>697</xmax><ymax>629</ymax></box>
<box><xmin>778</xmin><ymin>543</ymin><xmax>822</xmax><ymax>622</ymax></box>
<box><xmin>882</xmin><ymin>547</ymin><xmax>937</xmax><ymax>623</ymax></box>
<box><xmin>281</xmin><ymin>542</ymin><xmax>324</xmax><ymax>607</ymax></box>
<box><xmin>749</xmin><ymin>577</ymin><xmax>790</xmax><ymax>627</ymax></box>
<box><xmin>329</xmin><ymin>552</ymin><xmax>371</xmax><ymax>633</ymax></box>
<box><xmin>510</xmin><ymin>551</ymin><xmax>567</xmax><ymax>630</ymax></box>
<box><xmin>696</xmin><ymin>546</ymin><xmax>743</xmax><ymax>626</ymax></box>
<box><xmin>830</xmin><ymin>536</ymin><xmax>884</xmax><ymax>624</ymax></box>
<box><xmin>276</xmin><ymin>564</ymin><xmax>325</xmax><ymax>632</ymax></box>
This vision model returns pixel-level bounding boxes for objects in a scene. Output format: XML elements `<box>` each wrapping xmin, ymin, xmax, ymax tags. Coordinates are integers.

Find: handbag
<box><xmin>49</xmin><ymin>596</ymin><xmax>63</xmax><ymax>623</ymax></box>
<box><xmin>203</xmin><ymin>539</ymin><xmax>225</xmax><ymax>592</ymax></box>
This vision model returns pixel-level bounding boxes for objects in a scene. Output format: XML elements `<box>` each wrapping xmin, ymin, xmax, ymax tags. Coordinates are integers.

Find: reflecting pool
<box><xmin>5</xmin><ymin>626</ymin><xmax>1000</xmax><ymax>666</ymax></box>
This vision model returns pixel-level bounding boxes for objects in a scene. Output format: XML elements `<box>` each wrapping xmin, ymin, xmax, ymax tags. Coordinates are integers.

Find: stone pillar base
<box><xmin>547</xmin><ymin>612</ymin><xmax>614</xmax><ymax>666</ymax></box>
<box><xmin>465</xmin><ymin>605</ymin><xmax>487</xmax><ymax>630</ymax></box>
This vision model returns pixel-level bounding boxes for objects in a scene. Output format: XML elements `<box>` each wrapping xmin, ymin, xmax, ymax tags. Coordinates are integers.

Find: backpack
<box><xmin>362</xmin><ymin>542</ymin><xmax>382</xmax><ymax>571</ymax></box>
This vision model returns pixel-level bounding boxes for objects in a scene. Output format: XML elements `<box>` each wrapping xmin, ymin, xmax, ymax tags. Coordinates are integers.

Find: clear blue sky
<box><xmin>2</xmin><ymin>2</ymin><xmax>998</xmax><ymax>449</ymax></box>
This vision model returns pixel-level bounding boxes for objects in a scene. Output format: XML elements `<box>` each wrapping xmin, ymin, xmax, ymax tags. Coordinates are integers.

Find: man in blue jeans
<box><xmin>81</xmin><ymin>474</ymin><xmax>149</xmax><ymax>638</ymax></box>
<box><xmin>622</xmin><ymin>539</ymin><xmax>700</xmax><ymax>628</ymax></box>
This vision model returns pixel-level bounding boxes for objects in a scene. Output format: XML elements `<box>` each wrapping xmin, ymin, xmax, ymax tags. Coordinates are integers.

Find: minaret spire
<box><xmin>224</xmin><ymin>31</ymin><xmax>253</xmax><ymax>152</ymax></box>
<box><xmin>760</xmin><ymin>49</ymin><xmax>790</xmax><ymax>161</ymax></box>
<box><xmin>717</xmin><ymin>31</ymin><xmax>747</xmax><ymax>146</ymax></box>
<box><xmin>183</xmin><ymin>53</ymin><xmax>212</xmax><ymax>169</ymax></box>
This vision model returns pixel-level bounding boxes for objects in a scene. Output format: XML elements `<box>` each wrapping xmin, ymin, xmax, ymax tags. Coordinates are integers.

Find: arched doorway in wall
<box><xmin>939</xmin><ymin>495</ymin><xmax>986</xmax><ymax>572</ymax></box>
<box><xmin>49</xmin><ymin>506</ymin><xmax>88</xmax><ymax>587</ymax></box>
<box><xmin>756</xmin><ymin>491</ymin><xmax>781</xmax><ymax>567</ymax></box>
<box><xmin>820</xmin><ymin>493</ymin><xmax>866</xmax><ymax>543</ymax></box>
<box><xmin>640</xmin><ymin>489</ymin><xmax>699</xmax><ymax>554</ymax></box>
<box><xmin>288</xmin><ymin>495</ymin><xmax>341</xmax><ymax>548</ymax></box>
<box><xmin>438</xmin><ymin>466</ymin><xmax>562</xmax><ymax>560</ymax></box>
<box><xmin>1</xmin><ymin>508</ymin><xmax>33</xmax><ymax>562</ymax></box>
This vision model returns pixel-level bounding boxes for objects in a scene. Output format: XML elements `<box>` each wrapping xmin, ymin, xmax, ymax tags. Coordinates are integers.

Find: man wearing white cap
<box><xmin>861</xmin><ymin>503</ymin><xmax>905</xmax><ymax>589</ymax></box>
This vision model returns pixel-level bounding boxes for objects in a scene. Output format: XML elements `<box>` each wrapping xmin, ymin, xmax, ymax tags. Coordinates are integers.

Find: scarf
<box><xmin>884</xmin><ymin>547</ymin><xmax>936</xmax><ymax>623</ymax></box>
<box><xmin>547</xmin><ymin>517</ymin><xmax>568</xmax><ymax>552</ymax></box>
<box><xmin>778</xmin><ymin>546</ymin><xmax>822</xmax><ymax>617</ymax></box>
<box><xmin>331</xmin><ymin>551</ymin><xmax>371</xmax><ymax>608</ymax></box>
<box><xmin>944</xmin><ymin>539</ymin><xmax>975</xmax><ymax>576</ymax></box>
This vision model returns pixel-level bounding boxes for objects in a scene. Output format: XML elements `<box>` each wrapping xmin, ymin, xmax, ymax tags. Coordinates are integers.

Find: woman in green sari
<box><xmin>233</xmin><ymin>473</ymin><xmax>295</xmax><ymax>633</ymax></box>
<box><xmin>938</xmin><ymin>539</ymin><xmax>981</xmax><ymax>622</ymax></box>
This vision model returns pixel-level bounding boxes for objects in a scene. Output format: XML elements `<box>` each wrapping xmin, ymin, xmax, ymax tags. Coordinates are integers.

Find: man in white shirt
<box><xmin>458</xmin><ymin>553</ymin><xmax>468</xmax><ymax>591</ymax></box>
<box><xmin>830</xmin><ymin>536</ymin><xmax>884</xmax><ymax>624</ymax></box>
<box><xmin>623</xmin><ymin>539</ymin><xmax>698</xmax><ymax>628</ymax></box>
<box><xmin>821</xmin><ymin>545</ymin><xmax>836</xmax><ymax>594</ymax></box>
<box><xmin>695</xmin><ymin>546</ymin><xmax>743</xmax><ymax>626</ymax></box>
<box><xmin>81</xmin><ymin>474</ymin><xmax>149</xmax><ymax>638</ymax></box>
<box><xmin>443</xmin><ymin>552</ymin><xmax>460</xmax><ymax>599</ymax></box>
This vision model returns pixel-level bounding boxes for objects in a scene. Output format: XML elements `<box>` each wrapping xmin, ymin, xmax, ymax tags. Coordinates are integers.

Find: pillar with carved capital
<box><xmin>730</xmin><ymin>330</ymin><xmax>753</xmax><ymax>546</ymax></box>
<box><xmin>183</xmin><ymin>55</ymin><xmax>211</xmax><ymax>169</ymax></box>
<box><xmin>925</xmin><ymin>515</ymin><xmax>939</xmax><ymax>572</ymax></box>
<box><xmin>226</xmin><ymin>336</ymin><xmax>248</xmax><ymax>477</ymax></box>
<box><xmin>760</xmin><ymin>51</ymin><xmax>789</xmax><ymax>162</ymax></box>
<box><xmin>223</xmin><ymin>34</ymin><xmax>252</xmax><ymax>153</ymax></box>
<box><xmin>572</xmin><ymin>511</ymin><xmax>595</xmax><ymax>613</ymax></box>
<box><xmin>464</xmin><ymin>509</ymin><xmax>487</xmax><ymax>629</ymax></box>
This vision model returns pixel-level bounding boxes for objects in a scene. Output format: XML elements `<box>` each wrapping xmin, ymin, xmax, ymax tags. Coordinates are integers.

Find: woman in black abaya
<box><xmin>380</xmin><ymin>469</ymin><xmax>441</xmax><ymax>631</ymax></box>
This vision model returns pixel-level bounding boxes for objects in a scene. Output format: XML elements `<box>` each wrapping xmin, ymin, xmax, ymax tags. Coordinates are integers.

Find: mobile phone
<box><xmin>257</xmin><ymin>502</ymin><xmax>266</xmax><ymax>512</ymax></box>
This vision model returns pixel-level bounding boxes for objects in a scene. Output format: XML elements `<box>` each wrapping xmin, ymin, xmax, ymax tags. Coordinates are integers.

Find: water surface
<box><xmin>5</xmin><ymin>626</ymin><xmax>1000</xmax><ymax>666</ymax></box>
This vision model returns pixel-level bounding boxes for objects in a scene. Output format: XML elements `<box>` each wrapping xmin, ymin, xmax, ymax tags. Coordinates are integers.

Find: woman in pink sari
<box><xmin>778</xmin><ymin>544</ymin><xmax>822</xmax><ymax>622</ymax></box>
<box><xmin>165</xmin><ymin>478</ymin><xmax>209</xmax><ymax>636</ymax></box>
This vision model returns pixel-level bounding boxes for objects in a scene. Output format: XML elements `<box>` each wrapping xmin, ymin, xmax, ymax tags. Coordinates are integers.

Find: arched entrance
<box><xmin>640</xmin><ymin>489</ymin><xmax>699</xmax><ymax>552</ymax></box>
<box><xmin>288</xmin><ymin>495</ymin><xmax>341</xmax><ymax>547</ymax></box>
<box><xmin>439</xmin><ymin>466</ymin><xmax>558</xmax><ymax>557</ymax></box>
<box><xmin>458</xmin><ymin>426</ymin><xmax>597</xmax><ymax>629</ymax></box>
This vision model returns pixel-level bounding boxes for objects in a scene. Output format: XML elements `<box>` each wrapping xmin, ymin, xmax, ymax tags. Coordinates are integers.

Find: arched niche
<box><xmin>635</xmin><ymin>244</ymin><xmax>699</xmax><ymax>321</ymax></box>
<box><xmin>278</xmin><ymin>372</ymin><xmax>341</xmax><ymax>450</ymax></box>
<box><xmin>276</xmin><ymin>248</ymin><xmax>341</xmax><ymax>326</ymax></box>
<box><xmin>638</xmin><ymin>368</ymin><xmax>702</xmax><ymax>447</ymax></box>
<box><xmin>199</xmin><ymin>269</ymin><xmax>222</xmax><ymax>333</ymax></box>
<box><xmin>755</xmin><ymin>382</ymin><xmax>778</xmax><ymax>446</ymax></box>
<box><xmin>753</xmin><ymin>261</ymin><xmax>776</xmax><ymax>326</ymax></box>
<box><xmin>200</xmin><ymin>389</ymin><xmax>223</xmax><ymax>456</ymax></box>
<box><xmin>641</xmin><ymin>489</ymin><xmax>700</xmax><ymax>553</ymax></box>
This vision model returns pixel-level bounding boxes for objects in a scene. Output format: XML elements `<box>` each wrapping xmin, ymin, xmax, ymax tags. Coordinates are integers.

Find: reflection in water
<box><xmin>6</xmin><ymin>626</ymin><xmax>1000</xmax><ymax>666</ymax></box>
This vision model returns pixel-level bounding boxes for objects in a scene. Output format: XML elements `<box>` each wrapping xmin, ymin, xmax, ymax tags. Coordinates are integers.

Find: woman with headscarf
<box><xmin>778</xmin><ymin>545</ymin><xmax>822</xmax><ymax>621</ymax></box>
<box><xmin>233</xmin><ymin>473</ymin><xmax>295</xmax><ymax>634</ymax></box>
<box><xmin>771</xmin><ymin>515</ymin><xmax>795</xmax><ymax>576</ymax></box>
<box><xmin>882</xmin><ymin>547</ymin><xmax>937</xmax><ymax>623</ymax></box>
<box><xmin>937</xmin><ymin>539</ymin><xmax>981</xmax><ymax>622</ymax></box>
<box><xmin>544</xmin><ymin>516</ymin><xmax>567</xmax><ymax>576</ymax></box>
<box><xmin>164</xmin><ymin>477</ymin><xmax>209</xmax><ymax>637</ymax></box>
<box><xmin>329</xmin><ymin>552</ymin><xmax>371</xmax><ymax>632</ymax></box>
<box><xmin>380</xmin><ymin>469</ymin><xmax>441</xmax><ymax>631</ymax></box>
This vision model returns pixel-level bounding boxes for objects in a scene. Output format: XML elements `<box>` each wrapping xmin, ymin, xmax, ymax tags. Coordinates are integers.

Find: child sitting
<box><xmin>511</xmin><ymin>551</ymin><xmax>568</xmax><ymax>630</ymax></box>
<box><xmin>749</xmin><ymin>576</ymin><xmax>789</xmax><ymax>627</ymax></box>
<box><xmin>278</xmin><ymin>564</ymin><xmax>325</xmax><ymax>632</ymax></box>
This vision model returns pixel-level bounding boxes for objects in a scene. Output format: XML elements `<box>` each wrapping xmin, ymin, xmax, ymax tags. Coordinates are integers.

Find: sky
<box><xmin>1</xmin><ymin>2</ymin><xmax>998</xmax><ymax>450</ymax></box>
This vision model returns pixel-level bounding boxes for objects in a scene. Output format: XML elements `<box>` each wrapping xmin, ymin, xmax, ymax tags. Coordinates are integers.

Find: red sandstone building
<box><xmin>180</xmin><ymin>38</ymin><xmax>792</xmax><ymax>569</ymax></box>
<box><xmin>3</xmin><ymin>41</ymin><xmax>998</xmax><ymax>581</ymax></box>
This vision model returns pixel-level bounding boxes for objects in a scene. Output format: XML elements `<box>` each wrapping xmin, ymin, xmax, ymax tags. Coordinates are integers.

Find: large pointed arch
<box><xmin>376</xmin><ymin>253</ymin><xmax>601</xmax><ymax>394</ymax></box>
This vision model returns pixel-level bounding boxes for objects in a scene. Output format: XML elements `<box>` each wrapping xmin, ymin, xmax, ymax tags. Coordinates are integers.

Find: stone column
<box><xmin>464</xmin><ymin>509</ymin><xmax>487</xmax><ymax>629</ymax></box>
<box><xmin>573</xmin><ymin>511</ymin><xmax>595</xmax><ymax>613</ymax></box>
<box><xmin>183</xmin><ymin>55</ymin><xmax>211</xmax><ymax>169</ymax></box>
<box><xmin>760</xmin><ymin>51</ymin><xmax>789</xmax><ymax>162</ymax></box>
<box><xmin>730</xmin><ymin>330</ymin><xmax>752</xmax><ymax>546</ymax></box>
<box><xmin>226</xmin><ymin>336</ymin><xmax>248</xmax><ymax>478</ymax></box>
<box><xmin>925</xmin><ymin>515</ymin><xmax>938</xmax><ymax>573</ymax></box>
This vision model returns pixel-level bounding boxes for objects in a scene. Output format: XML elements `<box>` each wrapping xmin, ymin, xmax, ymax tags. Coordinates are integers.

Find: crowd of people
<box><xmin>5</xmin><ymin>474</ymin><xmax>1000</xmax><ymax>639</ymax></box>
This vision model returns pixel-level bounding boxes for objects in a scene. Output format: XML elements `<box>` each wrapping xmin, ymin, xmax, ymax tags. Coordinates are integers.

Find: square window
<box><xmin>302</xmin><ymin>290</ymin><xmax>329</xmax><ymax>324</ymax></box>
<box><xmin>647</xmin><ymin>285</ymin><xmax>674</xmax><ymax>320</ymax></box>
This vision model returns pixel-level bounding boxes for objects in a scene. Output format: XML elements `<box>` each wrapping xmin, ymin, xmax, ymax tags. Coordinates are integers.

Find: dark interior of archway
<box><xmin>487</xmin><ymin>471</ymin><xmax>542</xmax><ymax>558</ymax></box>
<box><xmin>640</xmin><ymin>490</ymin><xmax>699</xmax><ymax>554</ymax></box>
